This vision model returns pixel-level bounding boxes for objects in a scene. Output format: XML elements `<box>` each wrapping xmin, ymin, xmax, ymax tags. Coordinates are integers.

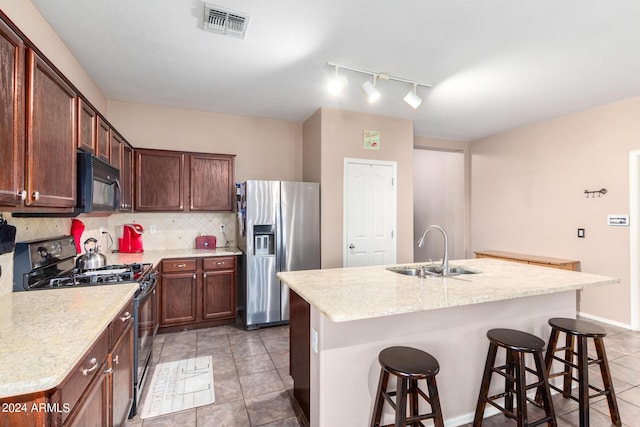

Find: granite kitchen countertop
<box><xmin>277</xmin><ymin>258</ymin><xmax>620</xmax><ymax>322</ymax></box>
<box><xmin>0</xmin><ymin>284</ymin><xmax>138</xmax><ymax>398</ymax></box>
<box><xmin>104</xmin><ymin>247</ymin><xmax>242</xmax><ymax>268</ymax></box>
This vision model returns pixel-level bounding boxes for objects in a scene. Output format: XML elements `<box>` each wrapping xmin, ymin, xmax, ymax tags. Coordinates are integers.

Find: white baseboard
<box><xmin>577</xmin><ymin>311</ymin><xmax>633</xmax><ymax>330</ymax></box>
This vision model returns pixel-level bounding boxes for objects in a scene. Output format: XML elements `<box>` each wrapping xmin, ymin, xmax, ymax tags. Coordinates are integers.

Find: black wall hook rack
<box><xmin>584</xmin><ymin>188</ymin><xmax>607</xmax><ymax>198</ymax></box>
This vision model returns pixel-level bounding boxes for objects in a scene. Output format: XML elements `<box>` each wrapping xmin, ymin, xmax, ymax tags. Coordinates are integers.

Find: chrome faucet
<box><xmin>417</xmin><ymin>225</ymin><xmax>449</xmax><ymax>276</ymax></box>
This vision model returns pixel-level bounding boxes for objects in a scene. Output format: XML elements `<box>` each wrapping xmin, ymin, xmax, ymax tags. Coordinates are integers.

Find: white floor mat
<box><xmin>140</xmin><ymin>355</ymin><xmax>215</xmax><ymax>419</ymax></box>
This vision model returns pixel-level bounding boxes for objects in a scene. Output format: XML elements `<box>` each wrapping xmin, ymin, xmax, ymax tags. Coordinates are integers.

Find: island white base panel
<box><xmin>309</xmin><ymin>291</ymin><xmax>575</xmax><ymax>426</ymax></box>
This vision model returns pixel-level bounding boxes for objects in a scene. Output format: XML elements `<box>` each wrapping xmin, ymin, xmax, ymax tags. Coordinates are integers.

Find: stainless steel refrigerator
<box><xmin>238</xmin><ymin>180</ymin><xmax>320</xmax><ymax>329</ymax></box>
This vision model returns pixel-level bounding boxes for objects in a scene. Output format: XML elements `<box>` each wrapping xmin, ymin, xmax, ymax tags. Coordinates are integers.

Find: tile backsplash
<box><xmin>0</xmin><ymin>211</ymin><xmax>236</xmax><ymax>296</ymax></box>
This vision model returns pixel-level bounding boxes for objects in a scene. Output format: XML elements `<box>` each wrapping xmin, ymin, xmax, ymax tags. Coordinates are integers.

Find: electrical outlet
<box><xmin>219</xmin><ymin>224</ymin><xmax>225</xmax><ymax>232</ymax></box>
<box><xmin>149</xmin><ymin>225</ymin><xmax>157</xmax><ymax>234</ymax></box>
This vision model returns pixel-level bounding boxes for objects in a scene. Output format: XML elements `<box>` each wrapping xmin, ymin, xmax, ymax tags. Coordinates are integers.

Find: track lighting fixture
<box><xmin>328</xmin><ymin>66</ymin><xmax>348</xmax><ymax>96</ymax></box>
<box><xmin>327</xmin><ymin>62</ymin><xmax>431</xmax><ymax>108</ymax></box>
<box><xmin>403</xmin><ymin>83</ymin><xmax>422</xmax><ymax>109</ymax></box>
<box><xmin>361</xmin><ymin>76</ymin><xmax>381</xmax><ymax>103</ymax></box>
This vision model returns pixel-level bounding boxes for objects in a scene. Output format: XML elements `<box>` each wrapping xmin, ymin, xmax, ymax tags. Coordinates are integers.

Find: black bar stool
<box><xmin>370</xmin><ymin>346</ymin><xmax>444</xmax><ymax>427</ymax></box>
<box><xmin>539</xmin><ymin>318</ymin><xmax>621</xmax><ymax>427</ymax></box>
<box><xmin>473</xmin><ymin>328</ymin><xmax>556</xmax><ymax>427</ymax></box>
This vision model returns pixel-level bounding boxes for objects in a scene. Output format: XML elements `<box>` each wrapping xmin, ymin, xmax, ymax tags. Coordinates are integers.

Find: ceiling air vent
<box><xmin>204</xmin><ymin>4</ymin><xmax>250</xmax><ymax>39</ymax></box>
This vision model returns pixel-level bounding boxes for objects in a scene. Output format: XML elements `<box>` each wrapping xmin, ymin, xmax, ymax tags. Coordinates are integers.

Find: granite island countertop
<box><xmin>0</xmin><ymin>284</ymin><xmax>138</xmax><ymax>399</ymax></box>
<box><xmin>277</xmin><ymin>258</ymin><xmax>620</xmax><ymax>322</ymax></box>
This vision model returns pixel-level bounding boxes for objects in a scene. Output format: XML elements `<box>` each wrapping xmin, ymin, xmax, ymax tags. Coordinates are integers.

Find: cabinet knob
<box><xmin>120</xmin><ymin>312</ymin><xmax>132</xmax><ymax>322</ymax></box>
<box><xmin>193</xmin><ymin>274</ymin><xmax>197</xmax><ymax>279</ymax></box>
<box><xmin>203</xmin><ymin>273</ymin><xmax>207</xmax><ymax>279</ymax></box>
<box><xmin>32</xmin><ymin>191</ymin><xmax>40</xmax><ymax>201</ymax></box>
<box><xmin>17</xmin><ymin>190</ymin><xmax>27</xmax><ymax>201</ymax></box>
<box><xmin>113</xmin><ymin>354</ymin><xmax>119</xmax><ymax>365</ymax></box>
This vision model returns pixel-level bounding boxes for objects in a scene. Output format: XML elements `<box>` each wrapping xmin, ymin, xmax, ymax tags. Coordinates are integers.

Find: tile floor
<box><xmin>125</xmin><ymin>323</ymin><xmax>303</xmax><ymax>427</ymax></box>
<box><xmin>126</xmin><ymin>318</ymin><xmax>640</xmax><ymax>427</ymax></box>
<box><xmin>461</xmin><ymin>318</ymin><xmax>640</xmax><ymax>427</ymax></box>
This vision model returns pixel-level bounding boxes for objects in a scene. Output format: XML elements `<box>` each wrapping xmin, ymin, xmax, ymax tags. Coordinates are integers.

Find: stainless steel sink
<box><xmin>387</xmin><ymin>265</ymin><xmax>478</xmax><ymax>277</ymax></box>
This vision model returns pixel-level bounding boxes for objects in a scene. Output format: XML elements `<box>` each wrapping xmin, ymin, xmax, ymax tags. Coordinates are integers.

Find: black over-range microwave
<box><xmin>76</xmin><ymin>152</ymin><xmax>121</xmax><ymax>214</ymax></box>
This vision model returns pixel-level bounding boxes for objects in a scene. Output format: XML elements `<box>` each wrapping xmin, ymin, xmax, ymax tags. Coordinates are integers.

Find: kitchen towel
<box><xmin>0</xmin><ymin>215</ymin><xmax>16</xmax><ymax>255</ymax></box>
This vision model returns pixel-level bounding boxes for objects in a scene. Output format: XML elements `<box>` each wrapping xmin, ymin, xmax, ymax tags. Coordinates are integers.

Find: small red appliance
<box><xmin>118</xmin><ymin>223</ymin><xmax>144</xmax><ymax>253</ymax></box>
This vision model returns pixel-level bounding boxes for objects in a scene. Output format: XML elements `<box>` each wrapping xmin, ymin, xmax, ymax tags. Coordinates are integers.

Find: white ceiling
<box><xmin>31</xmin><ymin>0</ymin><xmax>640</xmax><ymax>141</ymax></box>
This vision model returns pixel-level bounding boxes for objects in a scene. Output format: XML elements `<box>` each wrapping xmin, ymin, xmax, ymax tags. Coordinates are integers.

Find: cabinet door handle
<box><xmin>82</xmin><ymin>357</ymin><xmax>99</xmax><ymax>376</ymax></box>
<box><xmin>174</xmin><ymin>263</ymin><xmax>186</xmax><ymax>269</ymax></box>
<box><xmin>193</xmin><ymin>274</ymin><xmax>197</xmax><ymax>279</ymax></box>
<box><xmin>113</xmin><ymin>354</ymin><xmax>119</xmax><ymax>365</ymax></box>
<box><xmin>104</xmin><ymin>368</ymin><xmax>113</xmax><ymax>374</ymax></box>
<box><xmin>32</xmin><ymin>191</ymin><xmax>40</xmax><ymax>201</ymax></box>
<box><xmin>120</xmin><ymin>312</ymin><xmax>132</xmax><ymax>322</ymax></box>
<box><xmin>216</xmin><ymin>261</ymin><xmax>224</xmax><ymax>266</ymax></box>
<box><xmin>203</xmin><ymin>273</ymin><xmax>207</xmax><ymax>279</ymax></box>
<box><xmin>17</xmin><ymin>190</ymin><xmax>27</xmax><ymax>201</ymax></box>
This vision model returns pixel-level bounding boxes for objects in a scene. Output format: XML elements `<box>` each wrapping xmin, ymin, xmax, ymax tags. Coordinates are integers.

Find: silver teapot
<box><xmin>76</xmin><ymin>237</ymin><xmax>107</xmax><ymax>270</ymax></box>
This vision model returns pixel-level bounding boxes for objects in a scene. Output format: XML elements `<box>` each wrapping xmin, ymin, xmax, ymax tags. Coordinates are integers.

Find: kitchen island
<box><xmin>277</xmin><ymin>258</ymin><xmax>619</xmax><ymax>426</ymax></box>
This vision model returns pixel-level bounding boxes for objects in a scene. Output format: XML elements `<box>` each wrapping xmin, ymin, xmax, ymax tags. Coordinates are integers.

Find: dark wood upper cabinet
<box><xmin>77</xmin><ymin>98</ymin><xmax>96</xmax><ymax>154</ymax></box>
<box><xmin>135</xmin><ymin>149</ymin><xmax>235</xmax><ymax>212</ymax></box>
<box><xmin>189</xmin><ymin>154</ymin><xmax>235</xmax><ymax>211</ymax></box>
<box><xmin>135</xmin><ymin>149</ymin><xmax>185</xmax><ymax>211</ymax></box>
<box><xmin>120</xmin><ymin>143</ymin><xmax>134</xmax><ymax>211</ymax></box>
<box><xmin>110</xmin><ymin>129</ymin><xmax>124</xmax><ymax>171</ymax></box>
<box><xmin>0</xmin><ymin>18</ymin><xmax>25</xmax><ymax>206</ymax></box>
<box><xmin>25</xmin><ymin>48</ymin><xmax>77</xmax><ymax>208</ymax></box>
<box><xmin>96</xmin><ymin>116</ymin><xmax>110</xmax><ymax>163</ymax></box>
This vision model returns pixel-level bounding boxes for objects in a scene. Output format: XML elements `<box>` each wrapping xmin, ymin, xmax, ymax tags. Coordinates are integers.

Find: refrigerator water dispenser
<box><xmin>253</xmin><ymin>225</ymin><xmax>275</xmax><ymax>255</ymax></box>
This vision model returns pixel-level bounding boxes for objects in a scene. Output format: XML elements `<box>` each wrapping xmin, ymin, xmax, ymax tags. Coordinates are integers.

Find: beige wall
<box><xmin>470</xmin><ymin>96</ymin><xmax>640</xmax><ymax>326</ymax></box>
<box><xmin>107</xmin><ymin>101</ymin><xmax>303</xmax><ymax>182</ymax></box>
<box><xmin>304</xmin><ymin>108</ymin><xmax>414</xmax><ymax>268</ymax></box>
<box><xmin>0</xmin><ymin>0</ymin><xmax>107</xmax><ymax>111</ymax></box>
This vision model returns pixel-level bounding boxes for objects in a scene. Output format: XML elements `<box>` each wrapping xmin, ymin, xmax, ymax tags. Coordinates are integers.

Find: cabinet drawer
<box><xmin>162</xmin><ymin>258</ymin><xmax>197</xmax><ymax>272</ymax></box>
<box><xmin>52</xmin><ymin>328</ymin><xmax>109</xmax><ymax>423</ymax></box>
<box><xmin>110</xmin><ymin>300</ymin><xmax>134</xmax><ymax>349</ymax></box>
<box><xmin>203</xmin><ymin>256</ymin><xmax>235</xmax><ymax>270</ymax></box>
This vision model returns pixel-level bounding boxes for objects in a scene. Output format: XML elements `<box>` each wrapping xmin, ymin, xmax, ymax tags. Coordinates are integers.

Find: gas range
<box><xmin>12</xmin><ymin>235</ymin><xmax>151</xmax><ymax>292</ymax></box>
<box><xmin>48</xmin><ymin>263</ymin><xmax>151</xmax><ymax>289</ymax></box>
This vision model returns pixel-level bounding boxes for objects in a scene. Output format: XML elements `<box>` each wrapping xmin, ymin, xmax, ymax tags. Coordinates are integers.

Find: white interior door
<box><xmin>344</xmin><ymin>159</ymin><xmax>396</xmax><ymax>267</ymax></box>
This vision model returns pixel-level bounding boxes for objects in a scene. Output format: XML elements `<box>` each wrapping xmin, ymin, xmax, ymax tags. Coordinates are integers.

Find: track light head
<box><xmin>403</xmin><ymin>84</ymin><xmax>422</xmax><ymax>109</ymax></box>
<box><xmin>328</xmin><ymin>66</ymin><xmax>348</xmax><ymax>96</ymax></box>
<box><xmin>361</xmin><ymin>76</ymin><xmax>381</xmax><ymax>103</ymax></box>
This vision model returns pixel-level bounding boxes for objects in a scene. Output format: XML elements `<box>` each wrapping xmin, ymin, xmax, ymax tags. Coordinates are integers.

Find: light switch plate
<box><xmin>607</xmin><ymin>215</ymin><xmax>629</xmax><ymax>226</ymax></box>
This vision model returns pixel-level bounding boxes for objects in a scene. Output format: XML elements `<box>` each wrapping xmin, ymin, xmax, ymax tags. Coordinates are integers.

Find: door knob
<box><xmin>348</xmin><ymin>244</ymin><xmax>355</xmax><ymax>249</ymax></box>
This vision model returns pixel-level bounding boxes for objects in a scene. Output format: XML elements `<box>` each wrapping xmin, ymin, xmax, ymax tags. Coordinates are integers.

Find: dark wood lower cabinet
<box><xmin>110</xmin><ymin>324</ymin><xmax>133</xmax><ymax>427</ymax></box>
<box><xmin>159</xmin><ymin>256</ymin><xmax>237</xmax><ymax>332</ymax></box>
<box><xmin>160</xmin><ymin>272</ymin><xmax>198</xmax><ymax>324</ymax></box>
<box><xmin>289</xmin><ymin>289</ymin><xmax>311</xmax><ymax>423</ymax></box>
<box><xmin>65</xmin><ymin>364</ymin><xmax>109</xmax><ymax>427</ymax></box>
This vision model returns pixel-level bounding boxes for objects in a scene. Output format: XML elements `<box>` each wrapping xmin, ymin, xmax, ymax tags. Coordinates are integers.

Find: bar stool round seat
<box><xmin>540</xmin><ymin>318</ymin><xmax>621</xmax><ymax>427</ymax></box>
<box><xmin>473</xmin><ymin>328</ymin><xmax>556</xmax><ymax>427</ymax></box>
<box><xmin>370</xmin><ymin>346</ymin><xmax>444</xmax><ymax>427</ymax></box>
